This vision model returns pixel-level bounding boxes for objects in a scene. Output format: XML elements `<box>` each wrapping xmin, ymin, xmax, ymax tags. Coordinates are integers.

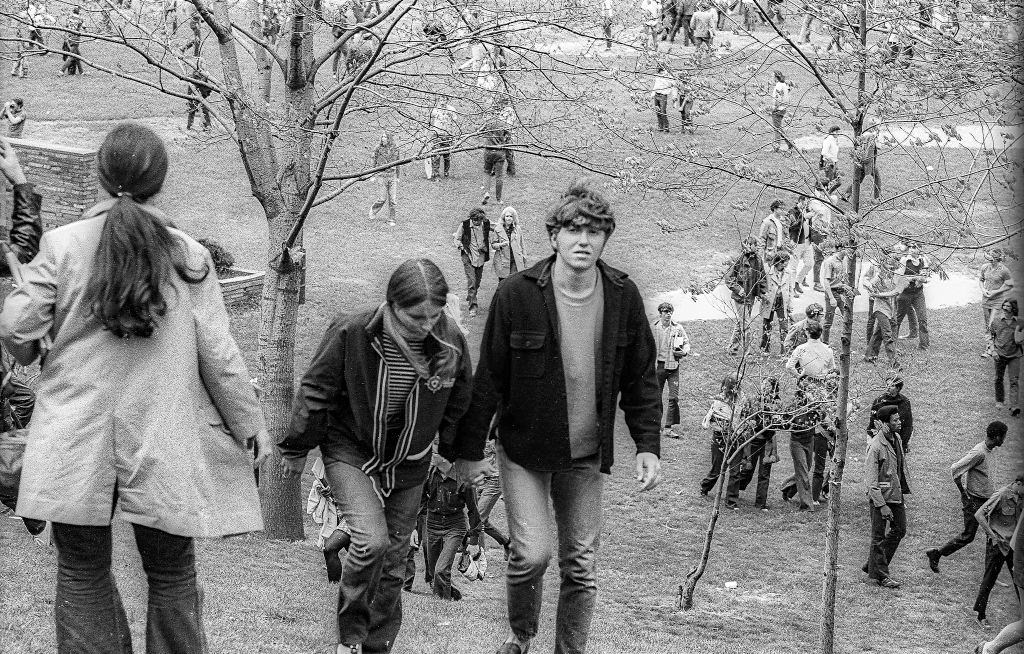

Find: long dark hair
<box><xmin>386</xmin><ymin>259</ymin><xmax>462</xmax><ymax>377</ymax></box>
<box><xmin>86</xmin><ymin>122</ymin><xmax>208</xmax><ymax>339</ymax></box>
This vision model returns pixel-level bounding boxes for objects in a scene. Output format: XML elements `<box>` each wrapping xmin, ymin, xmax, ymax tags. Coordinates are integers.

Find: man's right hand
<box><xmin>879</xmin><ymin>505</ymin><xmax>893</xmax><ymax>520</ymax></box>
<box><xmin>453</xmin><ymin>458</ymin><xmax>494</xmax><ymax>488</ymax></box>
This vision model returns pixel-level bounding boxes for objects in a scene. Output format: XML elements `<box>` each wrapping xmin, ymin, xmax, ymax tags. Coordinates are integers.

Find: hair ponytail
<box><xmin>86</xmin><ymin>122</ymin><xmax>208</xmax><ymax>339</ymax></box>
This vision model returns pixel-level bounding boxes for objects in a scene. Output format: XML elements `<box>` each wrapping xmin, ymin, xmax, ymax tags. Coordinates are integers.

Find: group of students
<box><xmin>0</xmin><ymin>123</ymin><xmax>663</xmax><ymax>654</ymax></box>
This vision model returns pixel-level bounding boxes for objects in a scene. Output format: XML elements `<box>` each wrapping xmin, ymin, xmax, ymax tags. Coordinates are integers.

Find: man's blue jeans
<box><xmin>51</xmin><ymin>521</ymin><xmax>207</xmax><ymax>654</ymax></box>
<box><xmin>497</xmin><ymin>441</ymin><xmax>603</xmax><ymax>654</ymax></box>
<box><xmin>324</xmin><ymin>461</ymin><xmax>423</xmax><ymax>653</ymax></box>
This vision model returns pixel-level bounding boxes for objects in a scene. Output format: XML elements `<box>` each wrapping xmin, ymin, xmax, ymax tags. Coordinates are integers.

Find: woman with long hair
<box><xmin>491</xmin><ymin>205</ymin><xmax>527</xmax><ymax>283</ymax></box>
<box><xmin>0</xmin><ymin>122</ymin><xmax>270</xmax><ymax>652</ymax></box>
<box><xmin>280</xmin><ymin>258</ymin><xmax>487</xmax><ymax>654</ymax></box>
<box><xmin>770</xmin><ymin>70</ymin><xmax>794</xmax><ymax>151</ymax></box>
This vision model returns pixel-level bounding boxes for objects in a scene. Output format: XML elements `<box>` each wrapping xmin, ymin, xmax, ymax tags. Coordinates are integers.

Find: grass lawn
<box><xmin>1</xmin><ymin>10</ymin><xmax>1022</xmax><ymax>654</ymax></box>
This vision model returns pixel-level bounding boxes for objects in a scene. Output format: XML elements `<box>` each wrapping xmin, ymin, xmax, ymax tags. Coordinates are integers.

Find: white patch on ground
<box><xmin>650</xmin><ymin>272</ymin><xmax>982</xmax><ymax>323</ymax></box>
<box><xmin>795</xmin><ymin>124</ymin><xmax>1022</xmax><ymax>152</ymax></box>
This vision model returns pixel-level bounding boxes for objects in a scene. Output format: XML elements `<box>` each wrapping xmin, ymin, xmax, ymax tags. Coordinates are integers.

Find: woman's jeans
<box><xmin>324</xmin><ymin>461</ymin><xmax>422</xmax><ymax>653</ymax></box>
<box><xmin>51</xmin><ymin>522</ymin><xmax>207</xmax><ymax>654</ymax></box>
<box><xmin>497</xmin><ymin>441</ymin><xmax>603</xmax><ymax>654</ymax></box>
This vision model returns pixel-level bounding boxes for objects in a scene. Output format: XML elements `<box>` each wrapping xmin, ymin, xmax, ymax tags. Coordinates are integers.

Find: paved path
<box><xmin>649</xmin><ymin>271</ymin><xmax>981</xmax><ymax>322</ymax></box>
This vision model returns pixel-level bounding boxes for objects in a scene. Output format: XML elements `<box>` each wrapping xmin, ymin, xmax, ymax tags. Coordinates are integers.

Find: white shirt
<box><xmin>772</xmin><ymin>81</ymin><xmax>790</xmax><ymax>108</ymax></box>
<box><xmin>821</xmin><ymin>134</ymin><xmax>839</xmax><ymax>163</ymax></box>
<box><xmin>786</xmin><ymin>339</ymin><xmax>836</xmax><ymax>379</ymax></box>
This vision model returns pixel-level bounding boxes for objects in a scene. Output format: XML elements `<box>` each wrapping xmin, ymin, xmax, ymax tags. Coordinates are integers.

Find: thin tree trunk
<box><xmin>681</xmin><ymin>442</ymin><xmax>731</xmax><ymax>610</ymax></box>
<box><xmin>819</xmin><ymin>0</ymin><xmax>868</xmax><ymax>649</ymax></box>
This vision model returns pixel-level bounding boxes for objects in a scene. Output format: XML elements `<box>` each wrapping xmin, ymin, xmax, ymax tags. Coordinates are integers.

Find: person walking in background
<box><xmin>661</xmin><ymin>0</ymin><xmax>679</xmax><ymax>41</ymax></box>
<box><xmin>466</xmin><ymin>422</ymin><xmax>511</xmax><ymax>559</ymax></box>
<box><xmin>369</xmin><ymin>131</ymin><xmax>401</xmax><ymax>225</ymax></box>
<box><xmin>2</xmin><ymin>99</ymin><xmax>26</xmax><ymax>138</ymax></box>
<box><xmin>280</xmin><ymin>258</ymin><xmax>477</xmax><ymax>654</ymax></box>
<box><xmin>894</xmin><ymin>241</ymin><xmax>931</xmax><ymax>350</ymax></box>
<box><xmin>481</xmin><ymin>115</ymin><xmax>510</xmax><ymax>205</ymax></box>
<box><xmin>423</xmin><ymin>452</ymin><xmax>481</xmax><ymax>600</ymax></box>
<box><xmin>989</xmin><ymin>299</ymin><xmax>1022</xmax><ymax>414</ymax></box>
<box><xmin>728</xmin><ymin>377</ymin><xmax>783</xmax><ymax>510</ymax></box>
<box><xmin>782</xmin><ymin>375</ymin><xmax>827</xmax><ymax>511</ymax></box>
<box><xmin>783</xmin><ymin>302</ymin><xmax>824</xmax><ymax>354</ymax></box>
<box><xmin>678</xmin><ymin>0</ymin><xmax>697</xmax><ymax>44</ymax></box>
<box><xmin>864</xmin><ymin>405</ymin><xmax>908</xmax><ymax>588</ymax></box>
<box><xmin>58</xmin><ymin>6</ymin><xmax>84</xmax><ymax>76</ymax></box>
<box><xmin>601</xmin><ymin>0</ymin><xmax>615</xmax><ymax>48</ymax></box>
<box><xmin>770</xmin><ymin>70</ymin><xmax>795</xmax><ymax>151</ymax></box>
<box><xmin>926</xmin><ymin>421</ymin><xmax>1008</xmax><ymax>573</ymax></box>
<box><xmin>651</xmin><ymin>66</ymin><xmax>676</xmax><ymax>133</ymax></box>
<box><xmin>653</xmin><ymin>302</ymin><xmax>690</xmax><ymax>438</ymax></box>
<box><xmin>821</xmin><ymin>239</ymin><xmax>855</xmax><ymax>345</ymax></box>
<box><xmin>725</xmin><ymin>236</ymin><xmax>766</xmax><ymax>355</ymax></box>
<box><xmin>758</xmin><ymin>199</ymin><xmax>788</xmax><ymax>263</ymax></box>
<box><xmin>843</xmin><ymin>122</ymin><xmax>882</xmax><ymax>201</ymax></box>
<box><xmin>820</xmin><ymin>125</ymin><xmax>841</xmax><ymax>190</ymax></box>
<box><xmin>787</xmin><ymin>196</ymin><xmax>814</xmax><ymax>296</ymax></box>
<box><xmin>690</xmin><ymin>2</ymin><xmax>717</xmax><ymax>51</ymax></box>
<box><xmin>864</xmin><ymin>251</ymin><xmax>907</xmax><ymax>365</ymax></box>
<box><xmin>974</xmin><ymin>509</ymin><xmax>1024</xmax><ymax>653</ymax></box>
<box><xmin>675</xmin><ymin>77</ymin><xmax>696</xmax><ymax>133</ymax></box>
<box><xmin>866</xmin><ymin>374</ymin><xmax>913</xmax><ymax>497</ymax></box>
<box><xmin>429</xmin><ymin>100</ymin><xmax>455</xmax><ymax>180</ymax></box>
<box><xmin>699</xmin><ymin>374</ymin><xmax>745</xmax><ymax>501</ymax></box>
<box><xmin>455</xmin><ymin>183</ymin><xmax>662</xmax><ymax>654</ymax></box>
<box><xmin>453</xmin><ymin>207</ymin><xmax>493</xmax><ymax>317</ymax></box>
<box><xmin>0</xmin><ymin>122</ymin><xmax>271</xmax><ymax>652</ymax></box>
<box><xmin>759</xmin><ymin>250</ymin><xmax>792</xmax><ymax>356</ymax></box>
<box><xmin>185</xmin><ymin>65</ymin><xmax>214</xmax><ymax>131</ymax></box>
<box><xmin>491</xmin><ymin>206</ymin><xmax>527</xmax><ymax>283</ymax></box>
<box><xmin>981</xmin><ymin>248</ymin><xmax>1015</xmax><ymax>337</ymax></box>
<box><xmin>973</xmin><ymin>474</ymin><xmax>1022</xmax><ymax>627</ymax></box>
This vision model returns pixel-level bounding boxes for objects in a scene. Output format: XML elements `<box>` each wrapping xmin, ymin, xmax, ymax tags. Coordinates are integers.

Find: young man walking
<box><xmin>894</xmin><ymin>241</ymin><xmax>931</xmax><ymax>349</ymax></box>
<box><xmin>820</xmin><ymin>239</ymin><xmax>855</xmax><ymax>345</ymax></box>
<box><xmin>926</xmin><ymin>421</ymin><xmax>1008</xmax><ymax>573</ymax></box>
<box><xmin>867</xmin><ymin>375</ymin><xmax>913</xmax><ymax>497</ymax></box>
<box><xmin>864</xmin><ymin>405</ymin><xmax>908</xmax><ymax>588</ymax></box>
<box><xmin>452</xmin><ymin>207</ymin><xmax>493</xmax><ymax>317</ymax></box>
<box><xmin>725</xmin><ymin>236</ymin><xmax>766</xmax><ymax>355</ymax></box>
<box><xmin>974</xmin><ymin>474</ymin><xmax>1023</xmax><ymax>627</ymax></box>
<box><xmin>454</xmin><ymin>183</ymin><xmax>663</xmax><ymax>654</ymax></box>
<box><xmin>653</xmin><ymin>302</ymin><xmax>690</xmax><ymax>437</ymax></box>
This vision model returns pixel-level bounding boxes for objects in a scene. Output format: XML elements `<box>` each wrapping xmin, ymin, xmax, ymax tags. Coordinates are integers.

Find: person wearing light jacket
<box><xmin>491</xmin><ymin>206</ymin><xmax>527</xmax><ymax>283</ymax></box>
<box><xmin>0</xmin><ymin>122</ymin><xmax>270</xmax><ymax>652</ymax></box>
<box><xmin>653</xmin><ymin>301</ymin><xmax>690</xmax><ymax>437</ymax></box>
<box><xmin>863</xmin><ymin>405</ymin><xmax>907</xmax><ymax>589</ymax></box>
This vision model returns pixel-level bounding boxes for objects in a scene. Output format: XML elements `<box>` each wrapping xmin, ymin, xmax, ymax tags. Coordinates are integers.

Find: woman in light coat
<box><xmin>491</xmin><ymin>205</ymin><xmax>527</xmax><ymax>282</ymax></box>
<box><xmin>0</xmin><ymin>122</ymin><xmax>270</xmax><ymax>653</ymax></box>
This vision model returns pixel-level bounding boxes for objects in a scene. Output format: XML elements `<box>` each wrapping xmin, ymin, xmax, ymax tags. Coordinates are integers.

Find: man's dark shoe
<box><xmin>496</xmin><ymin>641</ymin><xmax>529</xmax><ymax>654</ymax></box>
<box><xmin>926</xmin><ymin>548</ymin><xmax>941</xmax><ymax>573</ymax></box>
<box><xmin>450</xmin><ymin>586</ymin><xmax>462</xmax><ymax>601</ymax></box>
<box><xmin>877</xmin><ymin>577</ymin><xmax>901</xmax><ymax>589</ymax></box>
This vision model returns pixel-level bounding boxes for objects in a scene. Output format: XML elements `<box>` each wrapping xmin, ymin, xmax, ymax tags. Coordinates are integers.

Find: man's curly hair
<box><xmin>544</xmin><ymin>182</ymin><xmax>616</xmax><ymax>236</ymax></box>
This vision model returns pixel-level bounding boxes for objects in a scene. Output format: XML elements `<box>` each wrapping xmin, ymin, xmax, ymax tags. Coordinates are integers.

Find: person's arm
<box><xmin>491</xmin><ymin>225</ymin><xmax>509</xmax><ymax>251</ymax></box>
<box><xmin>864</xmin><ymin>443</ymin><xmax>887</xmax><ymax>508</ymax></box>
<box><xmin>617</xmin><ymin>280</ymin><xmax>662</xmax><ymax>460</ymax></box>
<box><xmin>782</xmin><ymin>321</ymin><xmax>800</xmax><ymax>353</ymax></box>
<box><xmin>900</xmin><ymin>399</ymin><xmax>913</xmax><ymax>452</ymax></box>
<box><xmin>0</xmin><ymin>231</ymin><xmax>56</xmax><ymax>365</ymax></box>
<box><xmin>785</xmin><ymin>345</ymin><xmax>801</xmax><ymax>378</ymax></box>
<box><xmin>452</xmin><ymin>224</ymin><xmax>464</xmax><ymax>250</ymax></box>
<box><xmin>675</xmin><ymin>326</ymin><xmax>691</xmax><ymax>356</ymax></box>
<box><xmin>974</xmin><ymin>491</ymin><xmax>1002</xmax><ymax>544</ymax></box>
<box><xmin>279</xmin><ymin>314</ymin><xmax>348</xmax><ymax>463</ymax></box>
<box><xmin>462</xmin><ymin>484</ymin><xmax>482</xmax><ymax>532</ymax></box>
<box><xmin>191</xmin><ymin>248</ymin><xmax>268</xmax><ymax>445</ymax></box>
<box><xmin>435</xmin><ymin>327</ymin><xmax>475</xmax><ymax>460</ymax></box>
<box><xmin>949</xmin><ymin>448</ymin><xmax>983</xmax><ymax>490</ymax></box>
<box><xmin>0</xmin><ymin>139</ymin><xmax>42</xmax><ymax>273</ymax></box>
<box><xmin>701</xmin><ymin>405</ymin><xmax>715</xmax><ymax>430</ymax></box>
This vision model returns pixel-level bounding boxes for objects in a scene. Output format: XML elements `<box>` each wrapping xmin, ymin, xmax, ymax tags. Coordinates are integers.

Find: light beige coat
<box><xmin>0</xmin><ymin>200</ymin><xmax>265</xmax><ymax>537</ymax></box>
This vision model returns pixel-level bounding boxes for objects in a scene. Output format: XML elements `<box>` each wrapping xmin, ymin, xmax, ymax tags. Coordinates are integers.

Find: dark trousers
<box><xmin>974</xmin><ymin>542</ymin><xmax>1015</xmax><ymax>618</ymax></box>
<box><xmin>866</xmin><ymin>310</ymin><xmax>896</xmax><ymax>361</ymax></box>
<box><xmin>51</xmin><ymin>522</ymin><xmax>207</xmax><ymax>654</ymax></box>
<box><xmin>865</xmin><ymin>298</ymin><xmax>875</xmax><ymax>341</ymax></box>
<box><xmin>404</xmin><ymin>513</ymin><xmax>426</xmax><ymax>588</ymax></box>
<box><xmin>602</xmin><ymin>16</ymin><xmax>612</xmax><ymax>47</ymax></box>
<box><xmin>783</xmin><ymin>431</ymin><xmax>815</xmax><ymax>509</ymax></box>
<box><xmin>425</xmin><ymin>512</ymin><xmax>468</xmax><ymax>600</ymax></box>
<box><xmin>760</xmin><ymin>293</ymin><xmax>789</xmax><ymax>353</ymax></box>
<box><xmin>845</xmin><ymin>164</ymin><xmax>882</xmax><ymax>200</ymax></box>
<box><xmin>937</xmin><ymin>490</ymin><xmax>986</xmax><ymax>557</ymax></box>
<box><xmin>812</xmin><ymin>244</ymin><xmax>824</xmax><ymax>284</ymax></box>
<box><xmin>727</xmin><ymin>434</ymin><xmax>774</xmax><ymax>508</ymax></box>
<box><xmin>324</xmin><ymin>461</ymin><xmax>422</xmax><ymax>652</ymax></box>
<box><xmin>866</xmin><ymin>502</ymin><xmax>906</xmax><ymax>581</ymax></box>
<box><xmin>656</xmin><ymin>362</ymin><xmax>680</xmax><ymax>427</ymax></box>
<box><xmin>460</xmin><ymin>254</ymin><xmax>484</xmax><ymax>308</ymax></box>
<box><xmin>430</xmin><ymin>136</ymin><xmax>452</xmax><ymax>178</ymax></box>
<box><xmin>186</xmin><ymin>99</ymin><xmax>211</xmax><ymax>129</ymax></box>
<box><xmin>661</xmin><ymin>6</ymin><xmax>679</xmax><ymax>38</ymax></box>
<box><xmin>654</xmin><ymin>93</ymin><xmax>669</xmax><ymax>131</ymax></box>
<box><xmin>680</xmin><ymin>14</ymin><xmax>694</xmax><ymax>44</ymax></box>
<box><xmin>811</xmin><ymin>431</ymin><xmax>831</xmax><ymax>502</ymax></box>
<box><xmin>995</xmin><ymin>354</ymin><xmax>1021</xmax><ymax>405</ymax></box>
<box><xmin>895</xmin><ymin>289</ymin><xmax>929</xmax><ymax>348</ymax></box>
<box><xmin>700</xmin><ymin>434</ymin><xmax>738</xmax><ymax>495</ymax></box>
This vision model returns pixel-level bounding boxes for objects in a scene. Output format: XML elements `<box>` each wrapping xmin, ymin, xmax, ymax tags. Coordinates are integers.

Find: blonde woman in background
<box><xmin>491</xmin><ymin>206</ymin><xmax>527</xmax><ymax>283</ymax></box>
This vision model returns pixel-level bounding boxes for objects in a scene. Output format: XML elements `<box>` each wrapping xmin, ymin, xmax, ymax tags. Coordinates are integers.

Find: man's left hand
<box><xmin>636</xmin><ymin>452</ymin><xmax>662</xmax><ymax>491</ymax></box>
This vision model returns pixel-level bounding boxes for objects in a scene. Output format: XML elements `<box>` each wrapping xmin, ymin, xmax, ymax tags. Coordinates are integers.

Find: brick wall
<box><xmin>0</xmin><ymin>138</ymin><xmax>99</xmax><ymax>238</ymax></box>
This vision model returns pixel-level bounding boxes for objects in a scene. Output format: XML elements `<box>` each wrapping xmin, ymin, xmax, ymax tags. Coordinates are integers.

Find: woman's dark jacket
<box><xmin>1</xmin><ymin>183</ymin><xmax>43</xmax><ymax>277</ymax></box>
<box><xmin>453</xmin><ymin>255</ymin><xmax>661</xmax><ymax>474</ymax></box>
<box><xmin>279</xmin><ymin>305</ymin><xmax>473</xmax><ymax>493</ymax></box>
